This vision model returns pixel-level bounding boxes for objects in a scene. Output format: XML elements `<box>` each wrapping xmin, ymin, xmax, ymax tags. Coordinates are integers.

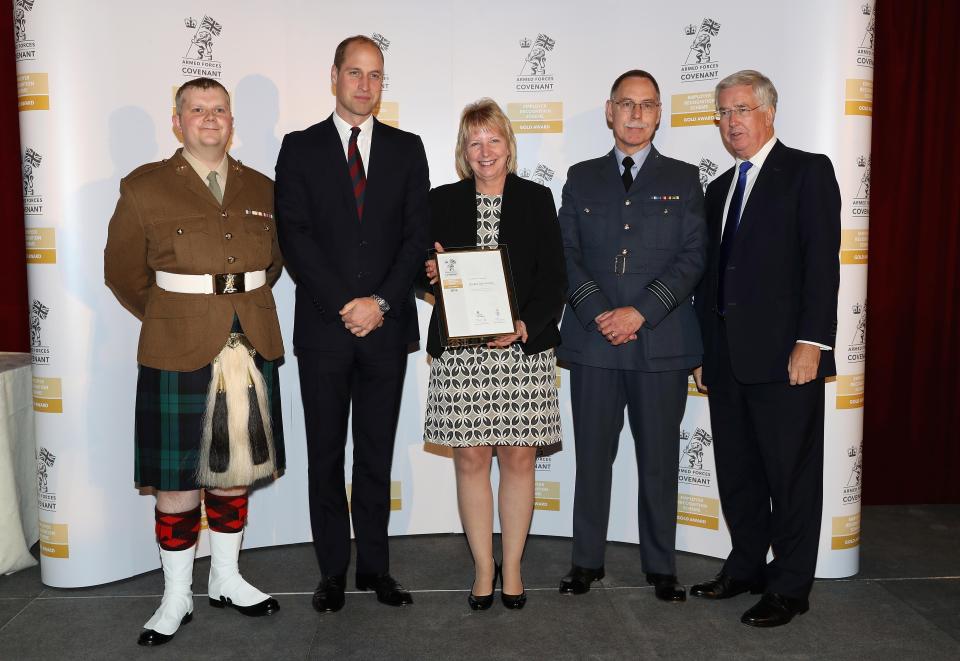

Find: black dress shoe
<box><xmin>209</xmin><ymin>595</ymin><xmax>280</xmax><ymax>617</ymax></box>
<box><xmin>356</xmin><ymin>573</ymin><xmax>413</xmax><ymax>606</ymax></box>
<box><xmin>646</xmin><ymin>573</ymin><xmax>686</xmax><ymax>602</ymax></box>
<box><xmin>559</xmin><ymin>565</ymin><xmax>605</xmax><ymax>595</ymax></box>
<box><xmin>500</xmin><ymin>577</ymin><xmax>527</xmax><ymax>610</ymax></box>
<box><xmin>137</xmin><ymin>613</ymin><xmax>192</xmax><ymax>646</ymax></box>
<box><xmin>741</xmin><ymin>592</ymin><xmax>809</xmax><ymax>628</ymax></box>
<box><xmin>500</xmin><ymin>590</ymin><xmax>527</xmax><ymax>609</ymax></box>
<box><xmin>468</xmin><ymin>563</ymin><xmax>499</xmax><ymax>611</ymax></box>
<box><xmin>312</xmin><ymin>575</ymin><xmax>346</xmax><ymax>613</ymax></box>
<box><xmin>690</xmin><ymin>572</ymin><xmax>763</xmax><ymax>599</ymax></box>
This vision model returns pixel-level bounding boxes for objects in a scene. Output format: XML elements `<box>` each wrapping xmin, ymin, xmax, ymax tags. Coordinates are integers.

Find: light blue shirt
<box><xmin>614</xmin><ymin>143</ymin><xmax>652</xmax><ymax>179</ymax></box>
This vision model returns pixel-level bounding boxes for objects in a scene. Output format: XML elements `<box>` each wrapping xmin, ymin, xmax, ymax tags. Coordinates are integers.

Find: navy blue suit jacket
<box><xmin>275</xmin><ymin>115</ymin><xmax>430</xmax><ymax>352</ymax></box>
<box><xmin>695</xmin><ymin>140</ymin><xmax>841</xmax><ymax>385</ymax></box>
<box><xmin>557</xmin><ymin>146</ymin><xmax>706</xmax><ymax>372</ymax></box>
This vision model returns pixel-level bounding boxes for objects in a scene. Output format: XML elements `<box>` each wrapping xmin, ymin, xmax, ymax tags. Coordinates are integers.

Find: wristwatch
<box><xmin>371</xmin><ymin>294</ymin><xmax>390</xmax><ymax>315</ymax></box>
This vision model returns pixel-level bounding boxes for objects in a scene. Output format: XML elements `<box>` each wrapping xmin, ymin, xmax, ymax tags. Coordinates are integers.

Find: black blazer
<box><xmin>275</xmin><ymin>116</ymin><xmax>430</xmax><ymax>352</ymax></box>
<box><xmin>424</xmin><ymin>174</ymin><xmax>567</xmax><ymax>358</ymax></box>
<box><xmin>695</xmin><ymin>140</ymin><xmax>841</xmax><ymax>385</ymax></box>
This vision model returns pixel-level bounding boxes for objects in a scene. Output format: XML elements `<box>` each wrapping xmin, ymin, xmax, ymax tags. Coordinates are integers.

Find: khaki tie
<box><xmin>207</xmin><ymin>170</ymin><xmax>223</xmax><ymax>204</ymax></box>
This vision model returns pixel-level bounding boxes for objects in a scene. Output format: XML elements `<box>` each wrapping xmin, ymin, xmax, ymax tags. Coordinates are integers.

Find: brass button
<box><xmin>227</xmin><ymin>256</ymin><xmax>236</xmax><ymax>264</ymax></box>
<box><xmin>584</xmin><ymin>207</ymin><xmax>591</xmax><ymax>214</ymax></box>
<box><xmin>224</xmin><ymin>232</ymin><xmax>232</xmax><ymax>240</ymax></box>
<box><xmin>221</xmin><ymin>211</ymin><xmax>228</xmax><ymax>218</ymax></box>
<box><xmin>663</xmin><ymin>208</ymin><xmax>669</xmax><ymax>215</ymax></box>
<box><xmin>176</xmin><ymin>228</ymin><xmax>183</xmax><ymax>235</ymax></box>
<box><xmin>624</xmin><ymin>224</ymin><xmax>631</xmax><ymax>230</ymax></box>
<box><xmin>263</xmin><ymin>225</ymin><xmax>270</xmax><ymax>231</ymax></box>
<box><xmin>624</xmin><ymin>200</ymin><xmax>631</xmax><ymax>206</ymax></box>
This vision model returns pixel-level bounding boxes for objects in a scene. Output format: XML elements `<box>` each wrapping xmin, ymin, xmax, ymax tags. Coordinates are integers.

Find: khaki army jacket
<box><xmin>105</xmin><ymin>149</ymin><xmax>283</xmax><ymax>371</ymax></box>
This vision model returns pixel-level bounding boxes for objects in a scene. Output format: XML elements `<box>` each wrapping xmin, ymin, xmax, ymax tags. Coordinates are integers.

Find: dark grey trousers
<box><xmin>569</xmin><ymin>364</ymin><xmax>688</xmax><ymax>574</ymax></box>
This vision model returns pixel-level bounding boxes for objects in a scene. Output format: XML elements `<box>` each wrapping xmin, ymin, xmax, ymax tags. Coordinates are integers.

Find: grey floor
<box><xmin>1</xmin><ymin>505</ymin><xmax>959</xmax><ymax>660</ymax></box>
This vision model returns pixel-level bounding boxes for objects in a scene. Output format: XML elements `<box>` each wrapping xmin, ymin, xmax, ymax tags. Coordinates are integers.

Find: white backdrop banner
<box><xmin>15</xmin><ymin>0</ymin><xmax>870</xmax><ymax>587</ymax></box>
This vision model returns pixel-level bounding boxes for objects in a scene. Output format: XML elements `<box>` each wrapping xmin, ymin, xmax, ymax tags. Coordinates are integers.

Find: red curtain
<box><xmin>1</xmin><ymin>0</ymin><xmax>29</xmax><ymax>352</ymax></box>
<box><xmin>863</xmin><ymin>0</ymin><xmax>960</xmax><ymax>504</ymax></box>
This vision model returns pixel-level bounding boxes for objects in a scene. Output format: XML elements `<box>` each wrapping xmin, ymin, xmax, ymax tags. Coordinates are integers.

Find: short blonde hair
<box><xmin>175</xmin><ymin>77</ymin><xmax>230</xmax><ymax>115</ymax></box>
<box><xmin>454</xmin><ymin>98</ymin><xmax>518</xmax><ymax>180</ymax></box>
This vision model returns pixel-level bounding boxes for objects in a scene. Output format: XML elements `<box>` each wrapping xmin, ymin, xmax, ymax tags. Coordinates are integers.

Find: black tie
<box><xmin>621</xmin><ymin>156</ymin><xmax>634</xmax><ymax>192</ymax></box>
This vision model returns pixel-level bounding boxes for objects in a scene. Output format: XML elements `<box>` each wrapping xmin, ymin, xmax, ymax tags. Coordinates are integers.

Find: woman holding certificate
<box><xmin>423</xmin><ymin>99</ymin><xmax>566</xmax><ymax>610</ymax></box>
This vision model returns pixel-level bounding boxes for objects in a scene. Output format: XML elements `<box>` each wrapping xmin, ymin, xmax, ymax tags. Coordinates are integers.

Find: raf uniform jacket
<box><xmin>695</xmin><ymin>140</ymin><xmax>841</xmax><ymax>385</ymax></box>
<box><xmin>424</xmin><ymin>174</ymin><xmax>567</xmax><ymax>358</ymax></box>
<box><xmin>274</xmin><ymin>115</ymin><xmax>430</xmax><ymax>352</ymax></box>
<box><xmin>104</xmin><ymin>149</ymin><xmax>284</xmax><ymax>372</ymax></box>
<box><xmin>557</xmin><ymin>146</ymin><xmax>706</xmax><ymax>372</ymax></box>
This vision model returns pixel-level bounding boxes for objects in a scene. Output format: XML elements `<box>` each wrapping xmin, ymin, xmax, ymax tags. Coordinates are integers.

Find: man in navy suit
<box><xmin>691</xmin><ymin>70</ymin><xmax>840</xmax><ymax>627</ymax></box>
<box><xmin>274</xmin><ymin>35</ymin><xmax>430</xmax><ymax>612</ymax></box>
<box><xmin>556</xmin><ymin>70</ymin><xmax>706</xmax><ymax>602</ymax></box>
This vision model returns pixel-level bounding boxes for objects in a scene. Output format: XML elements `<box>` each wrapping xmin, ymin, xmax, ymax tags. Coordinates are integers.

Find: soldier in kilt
<box><xmin>105</xmin><ymin>77</ymin><xmax>286</xmax><ymax>646</ymax></box>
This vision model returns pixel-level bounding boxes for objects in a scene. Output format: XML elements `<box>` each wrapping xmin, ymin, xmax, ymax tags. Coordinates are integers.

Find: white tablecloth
<box><xmin>0</xmin><ymin>352</ymin><xmax>38</xmax><ymax>574</ymax></box>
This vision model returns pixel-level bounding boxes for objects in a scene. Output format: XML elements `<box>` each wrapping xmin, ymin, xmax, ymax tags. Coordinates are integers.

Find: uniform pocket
<box><xmin>577</xmin><ymin>202</ymin><xmax>609</xmax><ymax>247</ymax></box>
<box><xmin>251</xmin><ymin>285</ymin><xmax>276</xmax><ymax>309</ymax></box>
<box><xmin>144</xmin><ymin>291</ymin><xmax>209</xmax><ymax>319</ymax></box>
<box><xmin>168</xmin><ymin>217</ymin><xmax>209</xmax><ymax>266</ymax></box>
<box><xmin>241</xmin><ymin>214</ymin><xmax>273</xmax><ymax>266</ymax></box>
<box><xmin>641</xmin><ymin>200</ymin><xmax>681</xmax><ymax>249</ymax></box>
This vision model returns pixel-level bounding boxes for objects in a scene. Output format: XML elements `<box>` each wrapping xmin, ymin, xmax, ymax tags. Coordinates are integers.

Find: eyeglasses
<box><xmin>611</xmin><ymin>99</ymin><xmax>661</xmax><ymax>114</ymax></box>
<box><xmin>714</xmin><ymin>104</ymin><xmax>764</xmax><ymax>121</ymax></box>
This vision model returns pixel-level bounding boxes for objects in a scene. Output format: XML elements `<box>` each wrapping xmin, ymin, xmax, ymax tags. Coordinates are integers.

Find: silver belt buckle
<box><xmin>614</xmin><ymin>254</ymin><xmax>627</xmax><ymax>275</ymax></box>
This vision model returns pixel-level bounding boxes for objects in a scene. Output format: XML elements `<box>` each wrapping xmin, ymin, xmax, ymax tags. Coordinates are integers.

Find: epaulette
<box><xmin>123</xmin><ymin>159</ymin><xmax>169</xmax><ymax>182</ymax></box>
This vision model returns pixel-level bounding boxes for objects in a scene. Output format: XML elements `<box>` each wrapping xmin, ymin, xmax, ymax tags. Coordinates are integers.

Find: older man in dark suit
<box><xmin>274</xmin><ymin>35</ymin><xmax>430</xmax><ymax>612</ymax></box>
<box><xmin>691</xmin><ymin>70</ymin><xmax>840</xmax><ymax>627</ymax></box>
<box><xmin>556</xmin><ymin>69</ymin><xmax>706</xmax><ymax>602</ymax></box>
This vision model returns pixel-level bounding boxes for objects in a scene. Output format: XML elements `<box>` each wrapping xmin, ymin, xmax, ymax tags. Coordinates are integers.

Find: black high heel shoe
<box><xmin>500</xmin><ymin>568</ymin><xmax>527</xmax><ymax>610</ymax></box>
<box><xmin>468</xmin><ymin>562</ymin><xmax>500</xmax><ymax>611</ymax></box>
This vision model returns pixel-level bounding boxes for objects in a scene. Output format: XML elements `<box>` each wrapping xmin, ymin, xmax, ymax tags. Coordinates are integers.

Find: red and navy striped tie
<box><xmin>348</xmin><ymin>126</ymin><xmax>366</xmax><ymax>220</ymax></box>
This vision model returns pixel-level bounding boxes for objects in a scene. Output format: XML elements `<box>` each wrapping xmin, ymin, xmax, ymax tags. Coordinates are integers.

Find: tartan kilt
<box><xmin>134</xmin><ymin>354</ymin><xmax>285</xmax><ymax>491</ymax></box>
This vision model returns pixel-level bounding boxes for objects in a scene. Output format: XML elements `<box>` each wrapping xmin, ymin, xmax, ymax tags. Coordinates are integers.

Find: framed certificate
<box><xmin>433</xmin><ymin>246</ymin><xmax>519</xmax><ymax>348</ymax></box>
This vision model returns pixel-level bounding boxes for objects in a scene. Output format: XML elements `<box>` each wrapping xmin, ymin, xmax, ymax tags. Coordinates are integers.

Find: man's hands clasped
<box><xmin>596</xmin><ymin>307</ymin><xmax>644</xmax><ymax>346</ymax></box>
<box><xmin>340</xmin><ymin>297</ymin><xmax>384</xmax><ymax>337</ymax></box>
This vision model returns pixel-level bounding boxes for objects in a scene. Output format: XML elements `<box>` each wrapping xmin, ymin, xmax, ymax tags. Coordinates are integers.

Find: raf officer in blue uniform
<box><xmin>556</xmin><ymin>69</ymin><xmax>706</xmax><ymax>602</ymax></box>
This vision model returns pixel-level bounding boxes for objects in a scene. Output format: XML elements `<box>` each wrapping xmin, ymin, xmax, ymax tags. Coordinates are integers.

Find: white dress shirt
<box><xmin>719</xmin><ymin>134</ymin><xmax>777</xmax><ymax>235</ymax></box>
<box><xmin>332</xmin><ymin>111</ymin><xmax>374</xmax><ymax>175</ymax></box>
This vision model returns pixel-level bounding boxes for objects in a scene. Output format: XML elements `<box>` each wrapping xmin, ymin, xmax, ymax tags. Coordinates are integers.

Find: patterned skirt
<box><xmin>423</xmin><ymin>345</ymin><xmax>562</xmax><ymax>449</ymax></box>
<box><xmin>134</xmin><ymin>354</ymin><xmax>285</xmax><ymax>491</ymax></box>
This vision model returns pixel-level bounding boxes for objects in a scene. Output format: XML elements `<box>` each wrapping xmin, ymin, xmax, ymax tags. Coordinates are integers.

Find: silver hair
<box><xmin>714</xmin><ymin>70</ymin><xmax>778</xmax><ymax>110</ymax></box>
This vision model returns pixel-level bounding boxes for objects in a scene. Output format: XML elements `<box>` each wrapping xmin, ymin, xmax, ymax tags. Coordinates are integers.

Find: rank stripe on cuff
<box><xmin>570</xmin><ymin>281</ymin><xmax>601</xmax><ymax>308</ymax></box>
<box><xmin>645</xmin><ymin>278</ymin><xmax>677</xmax><ymax>311</ymax></box>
